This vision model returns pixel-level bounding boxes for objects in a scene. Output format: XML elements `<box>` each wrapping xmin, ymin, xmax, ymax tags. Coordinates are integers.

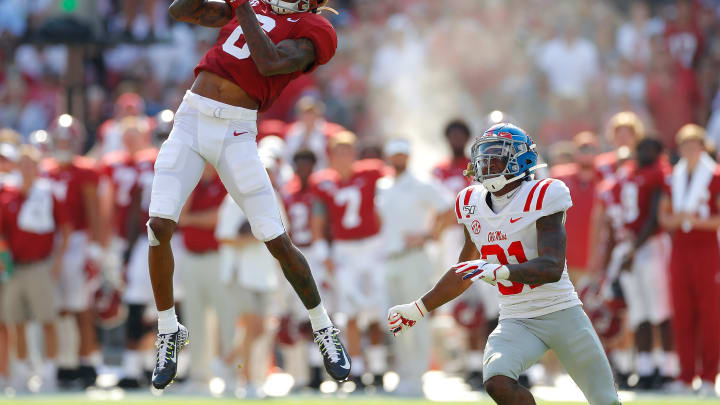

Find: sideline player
<box><xmin>148</xmin><ymin>0</ymin><xmax>348</xmax><ymax>389</ymax></box>
<box><xmin>388</xmin><ymin>124</ymin><xmax>620</xmax><ymax>405</ymax></box>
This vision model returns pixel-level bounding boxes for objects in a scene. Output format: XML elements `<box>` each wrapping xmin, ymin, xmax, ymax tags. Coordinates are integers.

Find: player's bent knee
<box><xmin>484</xmin><ymin>375</ymin><xmax>516</xmax><ymax>400</ymax></box>
<box><xmin>146</xmin><ymin>217</ymin><xmax>176</xmax><ymax>246</ymax></box>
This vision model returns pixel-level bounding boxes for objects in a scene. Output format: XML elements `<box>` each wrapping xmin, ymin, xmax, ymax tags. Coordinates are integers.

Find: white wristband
<box><xmin>414</xmin><ymin>299</ymin><xmax>428</xmax><ymax>317</ymax></box>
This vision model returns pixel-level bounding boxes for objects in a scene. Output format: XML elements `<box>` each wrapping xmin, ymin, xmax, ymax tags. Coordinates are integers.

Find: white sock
<box><xmin>158</xmin><ymin>307</ymin><xmax>179</xmax><ymax>334</ymax></box>
<box><xmin>351</xmin><ymin>357</ymin><xmax>365</xmax><ymax>377</ymax></box>
<box><xmin>122</xmin><ymin>350</ymin><xmax>142</xmax><ymax>379</ymax></box>
<box><xmin>366</xmin><ymin>345</ymin><xmax>388</xmax><ymax>375</ymax></box>
<box><xmin>308</xmin><ymin>304</ymin><xmax>332</xmax><ymax>332</ymax></box>
<box><xmin>467</xmin><ymin>350</ymin><xmax>484</xmax><ymax>372</ymax></box>
<box><xmin>659</xmin><ymin>351</ymin><xmax>679</xmax><ymax>377</ymax></box>
<box><xmin>636</xmin><ymin>351</ymin><xmax>654</xmax><ymax>377</ymax></box>
<box><xmin>80</xmin><ymin>351</ymin><xmax>103</xmax><ymax>367</ymax></box>
<box><xmin>611</xmin><ymin>349</ymin><xmax>632</xmax><ymax>374</ymax></box>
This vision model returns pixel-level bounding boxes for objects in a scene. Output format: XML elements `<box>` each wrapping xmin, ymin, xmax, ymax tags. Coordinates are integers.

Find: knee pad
<box><xmin>146</xmin><ymin>221</ymin><xmax>160</xmax><ymax>247</ymax></box>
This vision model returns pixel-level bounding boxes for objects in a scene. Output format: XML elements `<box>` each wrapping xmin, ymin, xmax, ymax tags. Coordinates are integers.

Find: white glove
<box><xmin>453</xmin><ymin>259</ymin><xmax>509</xmax><ymax>286</ymax></box>
<box><xmin>387</xmin><ymin>299</ymin><xmax>427</xmax><ymax>337</ymax></box>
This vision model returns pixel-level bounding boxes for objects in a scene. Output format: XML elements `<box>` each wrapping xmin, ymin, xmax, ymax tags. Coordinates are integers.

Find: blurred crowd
<box><xmin>0</xmin><ymin>0</ymin><xmax>719</xmax><ymax>399</ymax></box>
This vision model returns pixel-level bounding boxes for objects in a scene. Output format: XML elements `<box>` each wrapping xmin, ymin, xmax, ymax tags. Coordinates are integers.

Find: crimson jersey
<box><xmin>310</xmin><ymin>159</ymin><xmax>385</xmax><ymax>241</ymax></box>
<box><xmin>195</xmin><ymin>0</ymin><xmax>337</xmax><ymax>111</ymax></box>
<box><xmin>551</xmin><ymin>163</ymin><xmax>597</xmax><ymax>269</ymax></box>
<box><xmin>608</xmin><ymin>158</ymin><xmax>670</xmax><ymax>237</ymax></box>
<box><xmin>42</xmin><ymin>157</ymin><xmax>99</xmax><ymax>232</ymax></box>
<box><xmin>99</xmin><ymin>148</ymin><xmax>157</xmax><ymax>239</ymax></box>
<box><xmin>182</xmin><ymin>175</ymin><xmax>227</xmax><ymax>253</ymax></box>
<box><xmin>432</xmin><ymin>157</ymin><xmax>471</xmax><ymax>195</ymax></box>
<box><xmin>0</xmin><ymin>182</ymin><xmax>69</xmax><ymax>263</ymax></box>
<box><xmin>282</xmin><ymin>175</ymin><xmax>313</xmax><ymax>247</ymax></box>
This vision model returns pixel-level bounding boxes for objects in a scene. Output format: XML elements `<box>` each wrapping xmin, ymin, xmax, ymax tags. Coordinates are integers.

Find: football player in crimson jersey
<box><xmin>659</xmin><ymin>125</ymin><xmax>720</xmax><ymax>395</ymax></box>
<box><xmin>40</xmin><ymin>115</ymin><xmax>104</xmax><ymax>387</ymax></box>
<box><xmin>149</xmin><ymin>0</ymin><xmax>346</xmax><ymax>389</ymax></box>
<box><xmin>607</xmin><ymin>137</ymin><xmax>675</xmax><ymax>389</ymax></box>
<box><xmin>388</xmin><ymin>124</ymin><xmax>620</xmax><ymax>405</ymax></box>
<box><xmin>309</xmin><ymin>131</ymin><xmax>388</xmax><ymax>388</ymax></box>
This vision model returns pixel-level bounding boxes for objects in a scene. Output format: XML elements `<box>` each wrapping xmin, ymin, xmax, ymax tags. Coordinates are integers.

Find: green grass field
<box><xmin>3</xmin><ymin>396</ymin><xmax>719</xmax><ymax>405</ymax></box>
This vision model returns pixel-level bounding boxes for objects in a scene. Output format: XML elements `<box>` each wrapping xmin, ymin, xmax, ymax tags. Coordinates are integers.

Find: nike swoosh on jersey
<box><xmin>510</xmin><ymin>217</ymin><xmax>522</xmax><ymax>223</ymax></box>
<box><xmin>233</xmin><ymin>131</ymin><xmax>248</xmax><ymax>136</ymax></box>
<box><xmin>287</xmin><ymin>18</ymin><xmax>300</xmax><ymax>22</ymax></box>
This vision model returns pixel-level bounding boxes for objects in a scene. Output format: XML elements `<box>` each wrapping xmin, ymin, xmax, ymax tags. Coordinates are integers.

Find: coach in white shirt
<box><xmin>376</xmin><ymin>138</ymin><xmax>454</xmax><ymax>396</ymax></box>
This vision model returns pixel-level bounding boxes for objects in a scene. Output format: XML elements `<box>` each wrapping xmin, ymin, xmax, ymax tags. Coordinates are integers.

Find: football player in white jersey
<box><xmin>388</xmin><ymin>123</ymin><xmax>620</xmax><ymax>405</ymax></box>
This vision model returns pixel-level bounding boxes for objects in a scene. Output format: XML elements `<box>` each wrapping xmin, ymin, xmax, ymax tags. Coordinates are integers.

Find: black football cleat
<box><xmin>313</xmin><ymin>326</ymin><xmax>351</xmax><ymax>381</ymax></box>
<box><xmin>151</xmin><ymin>323</ymin><xmax>189</xmax><ymax>389</ymax></box>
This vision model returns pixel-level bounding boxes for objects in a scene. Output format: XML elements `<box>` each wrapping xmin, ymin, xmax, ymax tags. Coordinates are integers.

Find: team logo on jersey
<box><xmin>471</xmin><ymin>220</ymin><xmax>481</xmax><ymax>234</ymax></box>
<box><xmin>463</xmin><ymin>205</ymin><xmax>476</xmax><ymax>216</ymax></box>
<box><xmin>487</xmin><ymin>230</ymin><xmax>507</xmax><ymax>242</ymax></box>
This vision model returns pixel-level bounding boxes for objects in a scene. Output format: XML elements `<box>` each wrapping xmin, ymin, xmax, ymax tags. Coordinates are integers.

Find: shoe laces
<box><xmin>155</xmin><ymin>334</ymin><xmax>175</xmax><ymax>371</ymax></box>
<box><xmin>313</xmin><ymin>327</ymin><xmax>341</xmax><ymax>364</ymax></box>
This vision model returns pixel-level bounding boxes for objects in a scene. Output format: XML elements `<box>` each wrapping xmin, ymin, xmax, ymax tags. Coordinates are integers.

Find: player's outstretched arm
<box><xmin>420</xmin><ymin>228</ymin><xmax>480</xmax><ymax>312</ymax></box>
<box><xmin>169</xmin><ymin>0</ymin><xmax>234</xmax><ymax>27</ymax></box>
<box><xmin>234</xmin><ymin>2</ymin><xmax>316</xmax><ymax>75</ymax></box>
<box><xmin>506</xmin><ymin>211</ymin><xmax>566</xmax><ymax>285</ymax></box>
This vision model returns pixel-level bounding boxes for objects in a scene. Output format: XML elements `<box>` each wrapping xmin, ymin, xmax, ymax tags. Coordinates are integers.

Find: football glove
<box><xmin>225</xmin><ymin>0</ymin><xmax>249</xmax><ymax>10</ymax></box>
<box><xmin>453</xmin><ymin>259</ymin><xmax>509</xmax><ymax>286</ymax></box>
<box><xmin>387</xmin><ymin>300</ymin><xmax>427</xmax><ymax>337</ymax></box>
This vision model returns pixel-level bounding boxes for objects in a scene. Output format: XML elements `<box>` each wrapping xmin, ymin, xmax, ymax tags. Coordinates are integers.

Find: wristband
<box><xmin>414</xmin><ymin>299</ymin><xmax>428</xmax><ymax>317</ymax></box>
<box><xmin>225</xmin><ymin>0</ymin><xmax>248</xmax><ymax>10</ymax></box>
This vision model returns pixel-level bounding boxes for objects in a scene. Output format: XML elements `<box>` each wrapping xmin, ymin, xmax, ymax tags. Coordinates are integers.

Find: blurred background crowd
<box><xmin>1</xmin><ymin>0</ymin><xmax>720</xmax><ymax>400</ymax></box>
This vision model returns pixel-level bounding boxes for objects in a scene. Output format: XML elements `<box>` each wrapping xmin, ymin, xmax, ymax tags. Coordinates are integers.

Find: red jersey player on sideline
<box><xmin>309</xmin><ymin>131</ymin><xmax>387</xmax><ymax>388</ymax></box>
<box><xmin>40</xmin><ymin>115</ymin><xmax>104</xmax><ymax>388</ymax></box>
<box><xmin>147</xmin><ymin>0</ymin><xmax>347</xmax><ymax>389</ymax></box>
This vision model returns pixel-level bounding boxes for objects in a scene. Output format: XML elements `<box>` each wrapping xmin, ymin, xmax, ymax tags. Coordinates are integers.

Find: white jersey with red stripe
<box><xmin>455</xmin><ymin>178</ymin><xmax>581</xmax><ymax>320</ymax></box>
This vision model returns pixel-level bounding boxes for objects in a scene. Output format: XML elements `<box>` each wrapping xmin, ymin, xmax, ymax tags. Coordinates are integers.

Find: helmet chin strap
<box><xmin>481</xmin><ymin>163</ymin><xmax>547</xmax><ymax>193</ymax></box>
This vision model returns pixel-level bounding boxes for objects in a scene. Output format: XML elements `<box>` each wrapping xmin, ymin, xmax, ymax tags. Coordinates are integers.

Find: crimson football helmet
<box><xmin>47</xmin><ymin>114</ymin><xmax>87</xmax><ymax>163</ymax></box>
<box><xmin>452</xmin><ymin>300</ymin><xmax>486</xmax><ymax>329</ymax></box>
<box><xmin>262</xmin><ymin>0</ymin><xmax>330</xmax><ymax>14</ymax></box>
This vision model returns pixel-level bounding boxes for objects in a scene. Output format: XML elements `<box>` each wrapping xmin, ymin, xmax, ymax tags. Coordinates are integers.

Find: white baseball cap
<box><xmin>384</xmin><ymin>138</ymin><xmax>411</xmax><ymax>156</ymax></box>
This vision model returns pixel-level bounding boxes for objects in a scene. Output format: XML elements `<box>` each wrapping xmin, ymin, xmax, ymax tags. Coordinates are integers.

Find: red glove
<box><xmin>225</xmin><ymin>0</ymin><xmax>249</xmax><ymax>10</ymax></box>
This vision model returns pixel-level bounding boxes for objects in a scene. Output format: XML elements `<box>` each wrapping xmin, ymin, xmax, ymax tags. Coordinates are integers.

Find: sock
<box><xmin>307</xmin><ymin>342</ymin><xmax>323</xmax><ymax>366</ymax></box>
<box><xmin>80</xmin><ymin>351</ymin><xmax>103</xmax><ymax>368</ymax></box>
<box><xmin>366</xmin><ymin>345</ymin><xmax>388</xmax><ymax>375</ymax></box>
<box><xmin>122</xmin><ymin>350</ymin><xmax>141</xmax><ymax>379</ymax></box>
<box><xmin>351</xmin><ymin>358</ymin><xmax>365</xmax><ymax>377</ymax></box>
<box><xmin>636</xmin><ymin>351</ymin><xmax>654</xmax><ymax>377</ymax></box>
<box><xmin>308</xmin><ymin>304</ymin><xmax>332</xmax><ymax>332</ymax></box>
<box><xmin>659</xmin><ymin>351</ymin><xmax>679</xmax><ymax>377</ymax></box>
<box><xmin>158</xmin><ymin>307</ymin><xmax>179</xmax><ymax>334</ymax></box>
<box><xmin>611</xmin><ymin>349</ymin><xmax>632</xmax><ymax>374</ymax></box>
<box><xmin>467</xmin><ymin>350</ymin><xmax>484</xmax><ymax>372</ymax></box>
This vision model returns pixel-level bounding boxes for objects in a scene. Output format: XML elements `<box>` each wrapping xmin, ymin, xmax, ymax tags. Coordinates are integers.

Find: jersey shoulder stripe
<box><xmin>535</xmin><ymin>179</ymin><xmax>556</xmax><ymax>210</ymax></box>
<box><xmin>523</xmin><ymin>179</ymin><xmax>547</xmax><ymax>212</ymax></box>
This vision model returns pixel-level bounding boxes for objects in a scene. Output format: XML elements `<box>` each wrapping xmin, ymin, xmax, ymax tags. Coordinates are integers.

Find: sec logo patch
<box><xmin>471</xmin><ymin>220</ymin><xmax>481</xmax><ymax>234</ymax></box>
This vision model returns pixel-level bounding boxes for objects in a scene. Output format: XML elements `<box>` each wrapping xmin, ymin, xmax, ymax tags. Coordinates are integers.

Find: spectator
<box><xmin>664</xmin><ymin>0</ymin><xmax>703</xmax><ymax>69</ymax></box>
<box><xmin>176</xmin><ymin>163</ymin><xmax>230</xmax><ymax>394</ymax></box>
<box><xmin>659</xmin><ymin>124</ymin><xmax>720</xmax><ymax>396</ymax></box>
<box><xmin>376</xmin><ymin>138</ymin><xmax>453</xmax><ymax>396</ymax></box>
<box><xmin>1</xmin><ymin>145</ymin><xmax>70</xmax><ymax>392</ymax></box>
<box><xmin>537</xmin><ymin>21</ymin><xmax>599</xmax><ymax>100</ymax></box>
<box><xmin>646</xmin><ymin>45</ymin><xmax>704</xmax><ymax>152</ymax></box>
<box><xmin>616</xmin><ymin>0</ymin><xmax>664</xmax><ymax>69</ymax></box>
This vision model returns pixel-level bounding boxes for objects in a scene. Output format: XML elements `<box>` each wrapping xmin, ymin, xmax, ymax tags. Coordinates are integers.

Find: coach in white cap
<box><xmin>376</xmin><ymin>138</ymin><xmax>455</xmax><ymax>396</ymax></box>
